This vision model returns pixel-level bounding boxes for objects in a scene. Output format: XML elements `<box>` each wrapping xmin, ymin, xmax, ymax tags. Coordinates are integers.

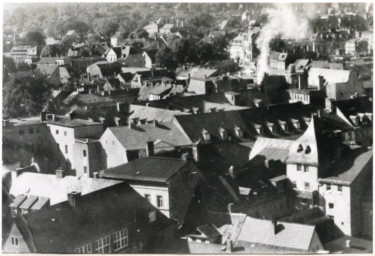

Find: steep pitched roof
<box><xmin>236</xmin><ymin>216</ymin><xmax>317</xmax><ymax>251</ymax></box>
<box><xmin>105</xmin><ymin>121</ymin><xmax>192</xmax><ymax>150</ymax></box>
<box><xmin>100</xmin><ymin>157</ymin><xmax>190</xmax><ymax>183</ymax></box>
<box><xmin>9</xmin><ymin>172</ymin><xmax>122</xmax><ymax>205</ymax></box>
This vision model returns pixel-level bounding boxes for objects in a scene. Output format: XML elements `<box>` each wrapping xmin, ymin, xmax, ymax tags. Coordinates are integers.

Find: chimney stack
<box><xmin>272</xmin><ymin>219</ymin><xmax>278</xmax><ymax>234</ymax></box>
<box><xmin>346</xmin><ymin>239</ymin><xmax>351</xmax><ymax>248</ymax></box>
<box><xmin>318</xmin><ymin>75</ymin><xmax>325</xmax><ymax>90</ymax></box>
<box><xmin>68</xmin><ymin>191</ymin><xmax>82</xmax><ymax>210</ymax></box>
<box><xmin>93</xmin><ymin>172</ymin><xmax>98</xmax><ymax>178</ymax></box>
<box><xmin>56</xmin><ymin>168</ymin><xmax>65</xmax><ymax>179</ymax></box>
<box><xmin>146</xmin><ymin>141</ymin><xmax>154</xmax><ymax>156</ymax></box>
<box><xmin>226</xmin><ymin>239</ymin><xmax>233</xmax><ymax>253</ymax></box>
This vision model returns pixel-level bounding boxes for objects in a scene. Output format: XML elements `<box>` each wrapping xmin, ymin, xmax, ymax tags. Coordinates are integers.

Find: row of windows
<box><xmin>19</xmin><ymin>127</ymin><xmax>40</xmax><ymax>135</ymax></box>
<box><xmin>75</xmin><ymin>228</ymin><xmax>128</xmax><ymax>254</ymax></box>
<box><xmin>11</xmin><ymin>236</ymin><xmax>19</xmax><ymax>246</ymax></box>
<box><xmin>56</xmin><ymin>129</ymin><xmax>68</xmax><ymax>136</ymax></box>
<box><xmin>144</xmin><ymin>194</ymin><xmax>164</xmax><ymax>208</ymax></box>
<box><xmin>326</xmin><ymin>183</ymin><xmax>343</xmax><ymax>192</ymax></box>
<box><xmin>297</xmin><ymin>164</ymin><xmax>309</xmax><ymax>172</ymax></box>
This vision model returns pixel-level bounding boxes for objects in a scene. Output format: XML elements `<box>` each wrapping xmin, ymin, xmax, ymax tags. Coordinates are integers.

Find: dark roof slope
<box><xmin>100</xmin><ymin>157</ymin><xmax>190</xmax><ymax>183</ymax></box>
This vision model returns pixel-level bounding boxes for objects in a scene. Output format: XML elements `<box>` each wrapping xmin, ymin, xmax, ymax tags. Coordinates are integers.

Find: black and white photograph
<box><xmin>1</xmin><ymin>1</ymin><xmax>374</xmax><ymax>254</ymax></box>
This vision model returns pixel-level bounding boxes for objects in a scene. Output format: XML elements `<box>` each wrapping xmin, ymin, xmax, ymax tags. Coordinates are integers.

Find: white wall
<box><xmin>286</xmin><ymin>163</ymin><xmax>319</xmax><ymax>192</ymax></box>
<box><xmin>131</xmin><ymin>184</ymin><xmax>170</xmax><ymax>217</ymax></box>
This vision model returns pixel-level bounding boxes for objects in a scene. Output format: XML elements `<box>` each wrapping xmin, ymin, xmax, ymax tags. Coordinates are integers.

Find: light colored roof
<box><xmin>9</xmin><ymin>173</ymin><xmax>122</xmax><ymax>205</ymax></box>
<box><xmin>308</xmin><ymin>68</ymin><xmax>351</xmax><ymax>87</ymax></box>
<box><xmin>250</xmin><ymin>137</ymin><xmax>295</xmax><ymax>161</ymax></box>
<box><xmin>237</xmin><ymin>216</ymin><xmax>316</xmax><ymax>251</ymax></box>
<box><xmin>161</xmin><ymin>23</ymin><xmax>175</xmax><ymax>29</ymax></box>
<box><xmin>129</xmin><ymin>104</ymin><xmax>187</xmax><ymax>123</ymax></box>
<box><xmin>106</xmin><ymin>121</ymin><xmax>192</xmax><ymax>150</ymax></box>
<box><xmin>66</xmin><ymin>30</ymin><xmax>77</xmax><ymax>36</ymax></box>
<box><xmin>5</xmin><ymin>116</ymin><xmax>42</xmax><ymax>127</ymax></box>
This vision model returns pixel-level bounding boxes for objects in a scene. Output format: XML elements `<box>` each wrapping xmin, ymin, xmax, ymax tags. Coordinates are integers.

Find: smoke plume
<box><xmin>256</xmin><ymin>3</ymin><xmax>316</xmax><ymax>84</ymax></box>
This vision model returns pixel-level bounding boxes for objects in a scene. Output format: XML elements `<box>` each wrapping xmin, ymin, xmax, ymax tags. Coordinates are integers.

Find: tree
<box><xmin>24</xmin><ymin>31</ymin><xmax>45</xmax><ymax>48</ymax></box>
<box><xmin>93</xmin><ymin>18</ymin><xmax>119</xmax><ymax>37</ymax></box>
<box><xmin>3</xmin><ymin>57</ymin><xmax>17</xmax><ymax>82</ymax></box>
<box><xmin>3</xmin><ymin>71</ymin><xmax>51</xmax><ymax>118</ymax></box>
<box><xmin>155</xmin><ymin>47</ymin><xmax>177</xmax><ymax>69</ymax></box>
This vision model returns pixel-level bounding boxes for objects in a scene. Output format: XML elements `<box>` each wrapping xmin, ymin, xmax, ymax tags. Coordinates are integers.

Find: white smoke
<box><xmin>256</xmin><ymin>3</ymin><xmax>316</xmax><ymax>84</ymax></box>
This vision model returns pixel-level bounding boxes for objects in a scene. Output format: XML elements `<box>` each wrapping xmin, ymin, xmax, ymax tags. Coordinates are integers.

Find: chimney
<box><xmin>67</xmin><ymin>191</ymin><xmax>82</xmax><ymax>210</ymax></box>
<box><xmin>325</xmin><ymin>98</ymin><xmax>336</xmax><ymax>113</ymax></box>
<box><xmin>93</xmin><ymin>172</ymin><xmax>98</xmax><ymax>178</ymax></box>
<box><xmin>318</xmin><ymin>75</ymin><xmax>325</xmax><ymax>90</ymax></box>
<box><xmin>40</xmin><ymin>111</ymin><xmax>48</xmax><ymax>122</ymax></box>
<box><xmin>272</xmin><ymin>219</ymin><xmax>278</xmax><ymax>234</ymax></box>
<box><xmin>146</xmin><ymin>141</ymin><xmax>154</xmax><ymax>156</ymax></box>
<box><xmin>226</xmin><ymin>239</ymin><xmax>233</xmax><ymax>253</ymax></box>
<box><xmin>227</xmin><ymin>203</ymin><xmax>233</xmax><ymax>213</ymax></box>
<box><xmin>346</xmin><ymin>239</ymin><xmax>351</xmax><ymax>248</ymax></box>
<box><xmin>56</xmin><ymin>168</ymin><xmax>65</xmax><ymax>179</ymax></box>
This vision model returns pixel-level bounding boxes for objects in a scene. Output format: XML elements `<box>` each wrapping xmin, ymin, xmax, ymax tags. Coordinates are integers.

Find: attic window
<box><xmin>202</xmin><ymin>129</ymin><xmax>210</xmax><ymax>141</ymax></box>
<box><xmin>305</xmin><ymin>146</ymin><xmax>311</xmax><ymax>154</ymax></box>
<box><xmin>234</xmin><ymin>126</ymin><xmax>243</xmax><ymax>138</ymax></box>
<box><xmin>297</xmin><ymin>144</ymin><xmax>303</xmax><ymax>152</ymax></box>
<box><xmin>219</xmin><ymin>127</ymin><xmax>228</xmax><ymax>140</ymax></box>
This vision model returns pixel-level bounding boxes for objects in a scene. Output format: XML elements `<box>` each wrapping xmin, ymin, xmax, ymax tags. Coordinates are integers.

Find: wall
<box><xmin>188</xmin><ymin>79</ymin><xmax>207</xmax><ymax>95</ymax></box>
<box><xmin>286</xmin><ymin>163</ymin><xmax>319</xmax><ymax>192</ymax></box>
<box><xmin>131</xmin><ymin>184</ymin><xmax>170</xmax><ymax>217</ymax></box>
<box><xmin>308</xmin><ymin>231</ymin><xmax>324</xmax><ymax>252</ymax></box>
<box><xmin>318</xmin><ymin>183</ymin><xmax>352</xmax><ymax>235</ymax></box>
<box><xmin>3</xmin><ymin>224</ymin><xmax>31</xmax><ymax>253</ymax></box>
<box><xmin>326</xmin><ymin>72</ymin><xmax>364</xmax><ymax>101</ymax></box>
<box><xmin>74</xmin><ymin>140</ymin><xmax>104</xmax><ymax>178</ymax></box>
<box><xmin>100</xmin><ymin>129</ymin><xmax>128</xmax><ymax>168</ymax></box>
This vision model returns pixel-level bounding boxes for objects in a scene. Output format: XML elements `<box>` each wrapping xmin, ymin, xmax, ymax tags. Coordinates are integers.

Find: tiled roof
<box><xmin>250</xmin><ymin>137</ymin><xmax>295</xmax><ymax>161</ymax></box>
<box><xmin>9</xmin><ymin>172</ymin><xmax>122</xmax><ymax>205</ymax></box>
<box><xmin>308</xmin><ymin>68</ymin><xmax>351</xmax><ymax>87</ymax></box>
<box><xmin>100</xmin><ymin>157</ymin><xmax>190</xmax><ymax>183</ymax></box>
<box><xmin>47</xmin><ymin>118</ymin><xmax>102</xmax><ymax>128</ymax></box>
<box><xmin>37</xmin><ymin>65</ymin><xmax>58</xmax><ymax>77</ymax></box>
<box><xmin>129</xmin><ymin>104</ymin><xmax>187</xmax><ymax>123</ymax></box>
<box><xmin>319</xmin><ymin>147</ymin><xmax>372</xmax><ymax>185</ymax></box>
<box><xmin>105</xmin><ymin>121</ymin><xmax>192</xmax><ymax>150</ymax></box>
<box><xmin>237</xmin><ymin>216</ymin><xmax>316</xmax><ymax>251</ymax></box>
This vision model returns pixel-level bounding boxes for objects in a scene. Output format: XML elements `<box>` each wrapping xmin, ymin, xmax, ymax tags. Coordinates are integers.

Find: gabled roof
<box><xmin>104</xmin><ymin>121</ymin><xmax>192</xmax><ymax>151</ymax></box>
<box><xmin>100</xmin><ymin>157</ymin><xmax>190</xmax><ymax>183</ymax></box>
<box><xmin>250</xmin><ymin>137</ymin><xmax>295</xmax><ymax>161</ymax></box>
<box><xmin>236</xmin><ymin>216</ymin><xmax>317</xmax><ymax>251</ymax></box>
<box><xmin>308</xmin><ymin>68</ymin><xmax>351</xmax><ymax>87</ymax></box>
<box><xmin>37</xmin><ymin>65</ymin><xmax>59</xmax><ymax>77</ymax></box>
<box><xmin>10</xmin><ymin>172</ymin><xmax>122</xmax><ymax>205</ymax></box>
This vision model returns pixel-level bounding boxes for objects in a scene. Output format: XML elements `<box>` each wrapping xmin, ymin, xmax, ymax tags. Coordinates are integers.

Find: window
<box><xmin>327</xmin><ymin>184</ymin><xmax>331</xmax><ymax>190</ymax></box>
<box><xmin>338</xmin><ymin>185</ymin><xmax>342</xmax><ymax>192</ymax></box>
<box><xmin>75</xmin><ymin>243</ymin><xmax>92</xmax><ymax>253</ymax></box>
<box><xmin>83</xmin><ymin>150</ymin><xmax>87</xmax><ymax>157</ymax></box>
<box><xmin>95</xmin><ymin>235</ymin><xmax>110</xmax><ymax>253</ymax></box>
<box><xmin>297</xmin><ymin>164</ymin><xmax>302</xmax><ymax>171</ymax></box>
<box><xmin>11</xmin><ymin>237</ymin><xmax>19</xmax><ymax>246</ymax></box>
<box><xmin>148</xmin><ymin>211</ymin><xmax>157</xmax><ymax>222</ymax></box>
<box><xmin>64</xmin><ymin>131</ymin><xmax>67</xmax><ymax>136</ymax></box>
<box><xmin>304</xmin><ymin>182</ymin><xmax>310</xmax><ymax>190</ymax></box>
<box><xmin>113</xmin><ymin>228</ymin><xmax>128</xmax><ymax>251</ymax></box>
<box><xmin>157</xmin><ymin>195</ymin><xmax>163</xmax><ymax>208</ymax></box>
<box><xmin>84</xmin><ymin>166</ymin><xmax>88</xmax><ymax>173</ymax></box>
<box><xmin>144</xmin><ymin>194</ymin><xmax>151</xmax><ymax>202</ymax></box>
<box><xmin>304</xmin><ymin>165</ymin><xmax>309</xmax><ymax>172</ymax></box>
<box><xmin>65</xmin><ymin>145</ymin><xmax>68</xmax><ymax>154</ymax></box>
<box><xmin>329</xmin><ymin>203</ymin><xmax>334</xmax><ymax>209</ymax></box>
<box><xmin>56</xmin><ymin>129</ymin><xmax>59</xmax><ymax>135</ymax></box>
<box><xmin>19</xmin><ymin>130</ymin><xmax>24</xmax><ymax>135</ymax></box>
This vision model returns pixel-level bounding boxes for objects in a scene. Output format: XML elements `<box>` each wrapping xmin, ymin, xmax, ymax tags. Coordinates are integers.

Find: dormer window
<box><xmin>234</xmin><ymin>125</ymin><xmax>243</xmax><ymax>138</ymax></box>
<box><xmin>202</xmin><ymin>129</ymin><xmax>210</xmax><ymax>141</ymax></box>
<box><xmin>305</xmin><ymin>145</ymin><xmax>311</xmax><ymax>154</ymax></box>
<box><xmin>267</xmin><ymin>122</ymin><xmax>276</xmax><ymax>133</ymax></box>
<box><xmin>303</xmin><ymin>117</ymin><xmax>311</xmax><ymax>126</ymax></box>
<box><xmin>349</xmin><ymin>115</ymin><xmax>359</xmax><ymax>126</ymax></box>
<box><xmin>365</xmin><ymin>113</ymin><xmax>372</xmax><ymax>121</ymax></box>
<box><xmin>297</xmin><ymin>144</ymin><xmax>303</xmax><ymax>152</ymax></box>
<box><xmin>254</xmin><ymin>123</ymin><xmax>262</xmax><ymax>135</ymax></box>
<box><xmin>291</xmin><ymin>119</ymin><xmax>300</xmax><ymax>129</ymax></box>
<box><xmin>218</xmin><ymin>127</ymin><xmax>228</xmax><ymax>140</ymax></box>
<box><xmin>278</xmin><ymin>120</ymin><xmax>287</xmax><ymax>131</ymax></box>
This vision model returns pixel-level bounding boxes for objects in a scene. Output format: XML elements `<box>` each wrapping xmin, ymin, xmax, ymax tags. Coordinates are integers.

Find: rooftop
<box><xmin>47</xmin><ymin>117</ymin><xmax>102</xmax><ymax>128</ymax></box>
<box><xmin>100</xmin><ymin>157</ymin><xmax>190</xmax><ymax>183</ymax></box>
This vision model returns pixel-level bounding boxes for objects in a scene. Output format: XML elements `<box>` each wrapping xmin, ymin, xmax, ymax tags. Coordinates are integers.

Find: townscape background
<box><xmin>2</xmin><ymin>2</ymin><xmax>374</xmax><ymax>254</ymax></box>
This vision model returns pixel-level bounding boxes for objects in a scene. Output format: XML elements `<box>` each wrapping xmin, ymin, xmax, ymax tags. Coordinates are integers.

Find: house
<box><xmin>46</xmin><ymin>115</ymin><xmax>103</xmax><ymax>172</ymax></box>
<box><xmin>10</xmin><ymin>45</ymin><xmax>38</xmax><ymax>64</ymax></box>
<box><xmin>86</xmin><ymin>61</ymin><xmax>122</xmax><ymax>79</ymax></box>
<box><xmin>323</xmin><ymin>236</ymin><xmax>372</xmax><ymax>253</ymax></box>
<box><xmin>144</xmin><ymin>23</ymin><xmax>159</xmax><ymax>36</ymax></box>
<box><xmin>63</xmin><ymin>30</ymin><xmax>80</xmax><ymax>42</ymax></box>
<box><xmin>110</xmin><ymin>32</ymin><xmax>121</xmax><ymax>47</ymax></box>
<box><xmin>103</xmin><ymin>78</ymin><xmax>122</xmax><ymax>91</ymax></box>
<box><xmin>3</xmin><ymin>182</ymin><xmax>172</xmax><ymax>253</ymax></box>
<box><xmin>100</xmin><ymin>157</ymin><xmax>204</xmax><ymax>223</ymax></box>
<box><xmin>37</xmin><ymin>57</ymin><xmax>72</xmax><ymax>66</ymax></box>
<box><xmin>318</xmin><ymin>147</ymin><xmax>372</xmax><ymax>236</ymax></box>
<box><xmin>36</xmin><ymin>65</ymin><xmax>71</xmax><ymax>87</ymax></box>
<box><xmin>116</xmin><ymin>72</ymin><xmax>134</xmax><ymax>87</ymax></box>
<box><xmin>70</xmin><ymin>56</ymin><xmax>105</xmax><ymax>73</ymax></box>
<box><xmin>310</xmin><ymin>30</ymin><xmax>351</xmax><ymax>55</ymax></box>
<box><xmin>228</xmin><ymin>26</ymin><xmax>260</xmax><ymax>66</ymax></box>
<box><xmin>131</xmin><ymin>69</ymin><xmax>174</xmax><ymax>88</ymax></box>
<box><xmin>104</xmin><ymin>46</ymin><xmax>144</xmax><ymax>66</ymax></box>
<box><xmin>142</xmin><ymin>50</ymin><xmax>157</xmax><ymax>69</ymax></box>
<box><xmin>286</xmin><ymin>116</ymin><xmax>343</xmax><ymax>196</ymax></box>
<box><xmin>104</xmin><ymin>47</ymin><xmax>123</xmax><ymax>63</ymax></box>
<box><xmin>269</xmin><ymin>51</ymin><xmax>298</xmax><ymax>73</ymax></box>
<box><xmin>308</xmin><ymin>67</ymin><xmax>365</xmax><ymax>101</ymax></box>
<box><xmin>223</xmin><ymin>214</ymin><xmax>324</xmax><ymax>252</ymax></box>
<box><xmin>99</xmin><ymin>121</ymin><xmax>194</xmax><ymax>168</ymax></box>
<box><xmin>159</xmin><ymin>24</ymin><xmax>175</xmax><ymax>34</ymax></box>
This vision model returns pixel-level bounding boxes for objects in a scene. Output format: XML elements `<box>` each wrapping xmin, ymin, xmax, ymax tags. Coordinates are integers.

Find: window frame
<box><xmin>144</xmin><ymin>194</ymin><xmax>151</xmax><ymax>202</ymax></box>
<box><xmin>113</xmin><ymin>228</ymin><xmax>129</xmax><ymax>252</ymax></box>
<box><xmin>11</xmin><ymin>236</ymin><xmax>19</xmax><ymax>246</ymax></box>
<box><xmin>95</xmin><ymin>235</ymin><xmax>111</xmax><ymax>253</ymax></box>
<box><xmin>304</xmin><ymin>182</ymin><xmax>310</xmax><ymax>191</ymax></box>
<box><xmin>328</xmin><ymin>203</ymin><xmax>334</xmax><ymax>209</ymax></box>
<box><xmin>83</xmin><ymin>150</ymin><xmax>87</xmax><ymax>157</ymax></box>
<box><xmin>297</xmin><ymin>164</ymin><xmax>302</xmax><ymax>171</ymax></box>
<box><xmin>304</xmin><ymin>165</ymin><xmax>309</xmax><ymax>172</ymax></box>
<box><xmin>65</xmin><ymin>145</ymin><xmax>68</xmax><ymax>154</ymax></box>
<box><xmin>157</xmin><ymin>195</ymin><xmax>163</xmax><ymax>208</ymax></box>
<box><xmin>338</xmin><ymin>185</ymin><xmax>342</xmax><ymax>192</ymax></box>
<box><xmin>75</xmin><ymin>243</ymin><xmax>92</xmax><ymax>253</ymax></box>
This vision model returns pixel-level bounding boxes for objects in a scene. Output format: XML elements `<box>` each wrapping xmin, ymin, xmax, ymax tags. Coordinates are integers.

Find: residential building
<box><xmin>10</xmin><ymin>45</ymin><xmax>38</xmax><ymax>64</ymax></box>
<box><xmin>99</xmin><ymin>121</ymin><xmax>193</xmax><ymax>168</ymax></box>
<box><xmin>46</xmin><ymin>116</ymin><xmax>103</xmax><ymax>172</ymax></box>
<box><xmin>100</xmin><ymin>157</ymin><xmax>204</xmax><ymax>223</ymax></box>
<box><xmin>111</xmin><ymin>32</ymin><xmax>121</xmax><ymax>47</ymax></box>
<box><xmin>86</xmin><ymin>61</ymin><xmax>122</xmax><ymax>79</ymax></box>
